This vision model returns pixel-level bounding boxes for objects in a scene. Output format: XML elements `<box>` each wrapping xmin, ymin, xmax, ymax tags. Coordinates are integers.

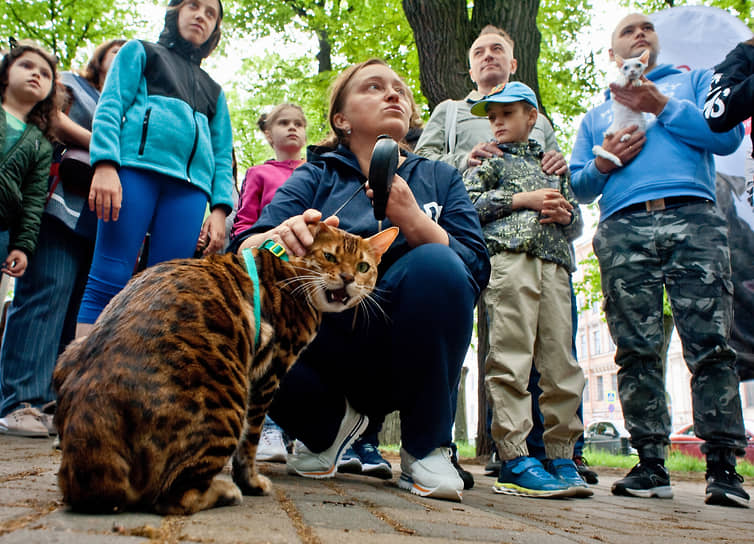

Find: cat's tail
<box><xmin>592</xmin><ymin>145</ymin><xmax>623</xmax><ymax>167</ymax></box>
<box><xmin>57</xmin><ymin>414</ymin><xmax>142</xmax><ymax>514</ymax></box>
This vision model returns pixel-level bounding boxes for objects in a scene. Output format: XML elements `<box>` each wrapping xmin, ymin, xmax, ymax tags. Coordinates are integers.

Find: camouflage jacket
<box><xmin>463</xmin><ymin>140</ymin><xmax>582</xmax><ymax>271</ymax></box>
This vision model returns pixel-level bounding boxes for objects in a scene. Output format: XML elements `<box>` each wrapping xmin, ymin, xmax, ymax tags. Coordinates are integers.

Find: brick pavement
<box><xmin>1</xmin><ymin>435</ymin><xmax>751</xmax><ymax>543</ymax></box>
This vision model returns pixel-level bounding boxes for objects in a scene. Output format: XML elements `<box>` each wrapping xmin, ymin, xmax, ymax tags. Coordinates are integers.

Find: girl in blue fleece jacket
<box><xmin>76</xmin><ymin>0</ymin><xmax>234</xmax><ymax>333</ymax></box>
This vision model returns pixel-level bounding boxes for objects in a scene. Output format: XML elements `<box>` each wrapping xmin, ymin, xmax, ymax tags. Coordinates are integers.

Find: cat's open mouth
<box><xmin>326</xmin><ymin>288</ymin><xmax>350</xmax><ymax>305</ymax></box>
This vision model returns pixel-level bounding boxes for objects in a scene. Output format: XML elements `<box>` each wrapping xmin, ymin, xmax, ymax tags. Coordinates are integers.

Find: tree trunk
<box><xmin>378</xmin><ymin>411</ymin><xmax>401</xmax><ymax>446</ymax></box>
<box><xmin>316</xmin><ymin>29</ymin><xmax>332</xmax><ymax>74</ymax></box>
<box><xmin>403</xmin><ymin>0</ymin><xmax>541</xmax><ymax>109</ymax></box>
<box><xmin>475</xmin><ymin>303</ymin><xmax>494</xmax><ymax>456</ymax></box>
<box><xmin>454</xmin><ymin>366</ymin><xmax>469</xmax><ymax>443</ymax></box>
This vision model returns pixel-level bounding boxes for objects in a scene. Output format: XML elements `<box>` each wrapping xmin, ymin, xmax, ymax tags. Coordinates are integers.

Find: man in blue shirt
<box><xmin>570</xmin><ymin>12</ymin><xmax>749</xmax><ymax>508</ymax></box>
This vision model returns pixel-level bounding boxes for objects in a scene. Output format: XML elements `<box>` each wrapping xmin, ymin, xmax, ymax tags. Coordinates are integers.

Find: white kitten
<box><xmin>592</xmin><ymin>50</ymin><xmax>650</xmax><ymax>167</ymax></box>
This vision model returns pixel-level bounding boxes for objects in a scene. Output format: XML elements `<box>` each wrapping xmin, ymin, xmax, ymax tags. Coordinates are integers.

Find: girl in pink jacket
<box><xmin>232</xmin><ymin>103</ymin><xmax>306</xmax><ymax>235</ymax></box>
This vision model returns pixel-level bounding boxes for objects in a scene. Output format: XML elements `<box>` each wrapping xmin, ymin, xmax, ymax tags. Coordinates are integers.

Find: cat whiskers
<box><xmin>278</xmin><ymin>275</ymin><xmax>324</xmax><ymax>300</ymax></box>
<box><xmin>356</xmin><ymin>289</ymin><xmax>391</xmax><ymax>327</ymax></box>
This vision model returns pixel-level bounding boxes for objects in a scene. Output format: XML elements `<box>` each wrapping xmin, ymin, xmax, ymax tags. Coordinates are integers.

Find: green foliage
<box><xmin>574</xmin><ymin>250</ymin><xmax>603</xmax><ymax>316</ymax></box>
<box><xmin>222</xmin><ymin>0</ymin><xmax>422</xmax><ymax>173</ymax></box>
<box><xmin>585</xmin><ymin>447</ymin><xmax>754</xmax><ymax>476</ymax></box>
<box><xmin>224</xmin><ymin>52</ymin><xmax>333</xmax><ymax>171</ymax></box>
<box><xmin>0</xmin><ymin>0</ymin><xmax>145</xmax><ymax>70</ymax></box>
<box><xmin>537</xmin><ymin>0</ymin><xmax>602</xmax><ymax>154</ymax></box>
<box><xmin>382</xmin><ymin>440</ymin><xmax>477</xmax><ymax>459</ymax></box>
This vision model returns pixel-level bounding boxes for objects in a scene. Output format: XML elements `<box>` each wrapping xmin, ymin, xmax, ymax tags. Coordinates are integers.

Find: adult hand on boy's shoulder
<box><xmin>541</xmin><ymin>150</ymin><xmax>568</xmax><ymax>175</ymax></box>
<box><xmin>467</xmin><ymin>142</ymin><xmax>503</xmax><ymax>168</ymax></box>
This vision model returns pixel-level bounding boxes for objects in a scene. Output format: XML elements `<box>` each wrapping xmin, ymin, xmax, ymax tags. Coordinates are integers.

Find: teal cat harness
<box><xmin>241</xmin><ymin>240</ymin><xmax>289</xmax><ymax>346</ymax></box>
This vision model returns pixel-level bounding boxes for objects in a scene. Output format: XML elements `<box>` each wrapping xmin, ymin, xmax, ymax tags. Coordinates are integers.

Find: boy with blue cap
<box><xmin>463</xmin><ymin>82</ymin><xmax>588</xmax><ymax>498</ymax></box>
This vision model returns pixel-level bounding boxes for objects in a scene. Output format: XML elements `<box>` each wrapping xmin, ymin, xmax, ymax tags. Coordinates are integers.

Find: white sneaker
<box><xmin>287</xmin><ymin>400</ymin><xmax>368</xmax><ymax>479</ymax></box>
<box><xmin>256</xmin><ymin>426</ymin><xmax>287</xmax><ymax>463</ymax></box>
<box><xmin>0</xmin><ymin>404</ymin><xmax>49</xmax><ymax>438</ymax></box>
<box><xmin>40</xmin><ymin>401</ymin><xmax>57</xmax><ymax>436</ymax></box>
<box><xmin>398</xmin><ymin>447</ymin><xmax>464</xmax><ymax>502</ymax></box>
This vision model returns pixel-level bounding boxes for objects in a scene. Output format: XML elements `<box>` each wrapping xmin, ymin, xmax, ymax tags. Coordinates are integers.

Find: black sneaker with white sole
<box><xmin>573</xmin><ymin>455</ymin><xmax>599</xmax><ymax>485</ymax></box>
<box><xmin>611</xmin><ymin>461</ymin><xmax>673</xmax><ymax>499</ymax></box>
<box><xmin>705</xmin><ymin>463</ymin><xmax>750</xmax><ymax>508</ymax></box>
<box><xmin>450</xmin><ymin>443</ymin><xmax>474</xmax><ymax>490</ymax></box>
<box><xmin>485</xmin><ymin>450</ymin><xmax>501</xmax><ymax>476</ymax></box>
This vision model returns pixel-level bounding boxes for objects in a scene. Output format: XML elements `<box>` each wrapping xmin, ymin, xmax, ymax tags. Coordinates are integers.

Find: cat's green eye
<box><xmin>324</xmin><ymin>252</ymin><xmax>337</xmax><ymax>263</ymax></box>
<box><xmin>357</xmin><ymin>262</ymin><xmax>370</xmax><ymax>273</ymax></box>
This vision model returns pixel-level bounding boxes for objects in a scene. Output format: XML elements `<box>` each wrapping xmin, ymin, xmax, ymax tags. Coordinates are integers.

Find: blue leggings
<box><xmin>269</xmin><ymin>244</ymin><xmax>479</xmax><ymax>460</ymax></box>
<box><xmin>77</xmin><ymin>167</ymin><xmax>208</xmax><ymax>324</ymax></box>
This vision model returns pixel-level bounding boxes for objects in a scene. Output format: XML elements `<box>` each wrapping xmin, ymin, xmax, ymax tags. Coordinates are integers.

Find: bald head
<box><xmin>610</xmin><ymin>13</ymin><xmax>660</xmax><ymax>72</ymax></box>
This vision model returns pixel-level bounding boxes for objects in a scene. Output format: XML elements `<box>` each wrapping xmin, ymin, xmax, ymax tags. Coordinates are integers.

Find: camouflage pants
<box><xmin>593</xmin><ymin>201</ymin><xmax>746</xmax><ymax>460</ymax></box>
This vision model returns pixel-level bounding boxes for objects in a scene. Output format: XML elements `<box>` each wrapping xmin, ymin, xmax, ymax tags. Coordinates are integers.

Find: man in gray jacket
<box><xmin>415</xmin><ymin>24</ymin><xmax>597</xmax><ymax>486</ymax></box>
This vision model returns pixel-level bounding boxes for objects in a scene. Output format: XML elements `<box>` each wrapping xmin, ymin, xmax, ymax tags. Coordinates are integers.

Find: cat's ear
<box><xmin>366</xmin><ymin>227</ymin><xmax>399</xmax><ymax>261</ymax></box>
<box><xmin>639</xmin><ymin>49</ymin><xmax>650</xmax><ymax>64</ymax></box>
<box><xmin>614</xmin><ymin>54</ymin><xmax>624</xmax><ymax>67</ymax></box>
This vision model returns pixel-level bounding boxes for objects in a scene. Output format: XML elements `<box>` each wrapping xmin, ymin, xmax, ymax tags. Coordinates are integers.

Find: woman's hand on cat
<box><xmin>239</xmin><ymin>209</ymin><xmax>339</xmax><ymax>257</ymax></box>
<box><xmin>594</xmin><ymin>126</ymin><xmax>646</xmax><ymax>173</ymax></box>
<box><xmin>197</xmin><ymin>208</ymin><xmax>227</xmax><ymax>256</ymax></box>
<box><xmin>89</xmin><ymin>163</ymin><xmax>122</xmax><ymax>221</ymax></box>
<box><xmin>467</xmin><ymin>142</ymin><xmax>503</xmax><ymax>168</ymax></box>
<box><xmin>541</xmin><ymin>151</ymin><xmax>568</xmax><ymax>175</ymax></box>
<box><xmin>610</xmin><ymin>76</ymin><xmax>669</xmax><ymax>116</ymax></box>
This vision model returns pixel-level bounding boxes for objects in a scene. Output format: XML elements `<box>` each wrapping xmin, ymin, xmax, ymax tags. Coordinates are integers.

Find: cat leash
<box><xmin>331</xmin><ymin>135</ymin><xmax>399</xmax><ymax>232</ymax></box>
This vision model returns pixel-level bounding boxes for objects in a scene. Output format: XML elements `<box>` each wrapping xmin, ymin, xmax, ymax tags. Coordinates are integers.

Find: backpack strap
<box><xmin>444</xmin><ymin>100</ymin><xmax>458</xmax><ymax>155</ymax></box>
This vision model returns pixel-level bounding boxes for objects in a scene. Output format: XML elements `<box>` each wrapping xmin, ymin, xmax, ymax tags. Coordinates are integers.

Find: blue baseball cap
<box><xmin>470</xmin><ymin>81</ymin><xmax>538</xmax><ymax>116</ymax></box>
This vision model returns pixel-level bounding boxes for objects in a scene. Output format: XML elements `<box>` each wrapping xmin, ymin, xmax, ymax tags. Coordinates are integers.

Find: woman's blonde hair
<box><xmin>318</xmin><ymin>58</ymin><xmax>416</xmax><ymax>148</ymax></box>
<box><xmin>0</xmin><ymin>39</ymin><xmax>60</xmax><ymax>138</ymax></box>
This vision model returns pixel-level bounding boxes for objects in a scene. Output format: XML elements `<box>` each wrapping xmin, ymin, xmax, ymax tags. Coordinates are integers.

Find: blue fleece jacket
<box><xmin>89</xmin><ymin>39</ymin><xmax>234</xmax><ymax>213</ymax></box>
<box><xmin>570</xmin><ymin>64</ymin><xmax>744</xmax><ymax>221</ymax></box>
<box><xmin>230</xmin><ymin>144</ymin><xmax>490</xmax><ymax>292</ymax></box>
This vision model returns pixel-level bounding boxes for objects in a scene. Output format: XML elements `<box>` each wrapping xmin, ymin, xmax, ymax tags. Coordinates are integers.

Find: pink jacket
<box><xmin>232</xmin><ymin>159</ymin><xmax>304</xmax><ymax>236</ymax></box>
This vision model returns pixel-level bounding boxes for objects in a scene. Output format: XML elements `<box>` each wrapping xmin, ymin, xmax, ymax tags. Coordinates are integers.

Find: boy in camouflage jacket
<box><xmin>463</xmin><ymin>82</ymin><xmax>588</xmax><ymax>498</ymax></box>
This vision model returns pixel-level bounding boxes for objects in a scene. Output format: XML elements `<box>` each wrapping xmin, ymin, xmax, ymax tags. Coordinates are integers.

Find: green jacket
<box><xmin>0</xmin><ymin>112</ymin><xmax>53</xmax><ymax>256</ymax></box>
<box><xmin>463</xmin><ymin>140</ymin><xmax>582</xmax><ymax>271</ymax></box>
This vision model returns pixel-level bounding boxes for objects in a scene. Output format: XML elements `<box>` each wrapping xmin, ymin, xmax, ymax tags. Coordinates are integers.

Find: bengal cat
<box><xmin>53</xmin><ymin>222</ymin><xmax>398</xmax><ymax>515</ymax></box>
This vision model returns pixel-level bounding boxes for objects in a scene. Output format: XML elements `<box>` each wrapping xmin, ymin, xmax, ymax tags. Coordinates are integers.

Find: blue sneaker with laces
<box><xmin>352</xmin><ymin>438</ymin><xmax>393</xmax><ymax>479</ymax></box>
<box><xmin>494</xmin><ymin>456</ymin><xmax>575</xmax><ymax>498</ymax></box>
<box><xmin>546</xmin><ymin>458</ymin><xmax>593</xmax><ymax>498</ymax></box>
<box><xmin>337</xmin><ymin>446</ymin><xmax>363</xmax><ymax>474</ymax></box>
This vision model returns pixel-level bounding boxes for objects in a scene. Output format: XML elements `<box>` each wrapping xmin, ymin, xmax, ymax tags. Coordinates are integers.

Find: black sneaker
<box><xmin>573</xmin><ymin>455</ymin><xmax>599</xmax><ymax>485</ymax></box>
<box><xmin>611</xmin><ymin>461</ymin><xmax>673</xmax><ymax>499</ymax></box>
<box><xmin>449</xmin><ymin>443</ymin><xmax>474</xmax><ymax>490</ymax></box>
<box><xmin>705</xmin><ymin>463</ymin><xmax>750</xmax><ymax>508</ymax></box>
<box><xmin>484</xmin><ymin>451</ymin><xmax>501</xmax><ymax>476</ymax></box>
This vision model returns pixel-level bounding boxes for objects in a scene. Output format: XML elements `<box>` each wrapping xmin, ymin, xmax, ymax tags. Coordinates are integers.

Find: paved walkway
<box><xmin>1</xmin><ymin>435</ymin><xmax>751</xmax><ymax>543</ymax></box>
